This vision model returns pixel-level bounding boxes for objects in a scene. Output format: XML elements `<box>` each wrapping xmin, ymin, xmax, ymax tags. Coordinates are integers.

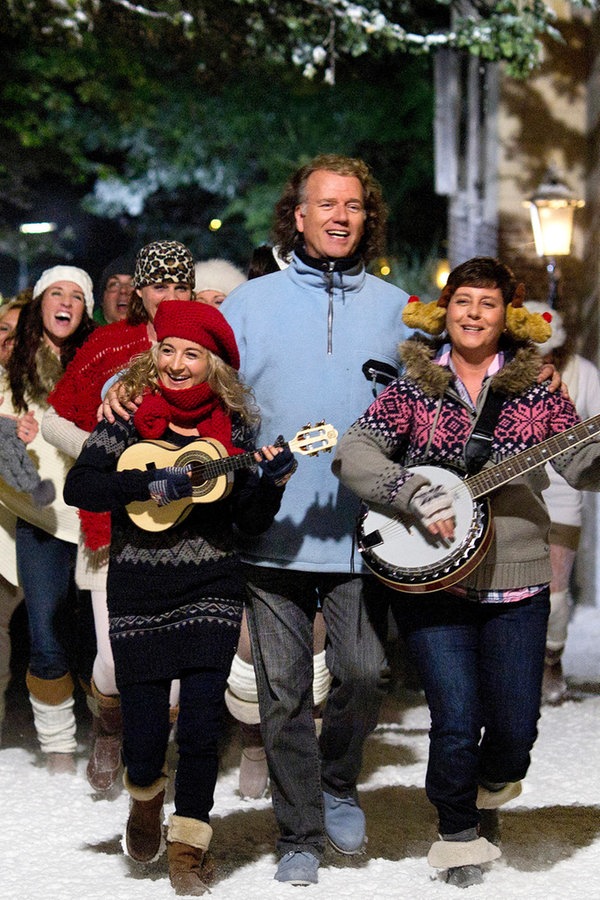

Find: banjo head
<box><xmin>357</xmin><ymin>465</ymin><xmax>492</xmax><ymax>593</ymax></box>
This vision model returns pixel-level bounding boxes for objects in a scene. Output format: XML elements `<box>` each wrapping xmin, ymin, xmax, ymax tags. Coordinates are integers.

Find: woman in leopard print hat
<box><xmin>128</xmin><ymin>240</ymin><xmax>196</xmax><ymax>331</ymax></box>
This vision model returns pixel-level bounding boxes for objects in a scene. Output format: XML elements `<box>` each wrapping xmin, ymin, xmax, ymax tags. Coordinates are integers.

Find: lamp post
<box><xmin>524</xmin><ymin>170</ymin><xmax>585</xmax><ymax>307</ymax></box>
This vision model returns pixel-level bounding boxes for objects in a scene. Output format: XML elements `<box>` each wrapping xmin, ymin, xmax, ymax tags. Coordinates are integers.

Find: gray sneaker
<box><xmin>445</xmin><ymin>864</ymin><xmax>484</xmax><ymax>887</ymax></box>
<box><xmin>275</xmin><ymin>850</ymin><xmax>319</xmax><ymax>885</ymax></box>
<box><xmin>322</xmin><ymin>791</ymin><xmax>366</xmax><ymax>855</ymax></box>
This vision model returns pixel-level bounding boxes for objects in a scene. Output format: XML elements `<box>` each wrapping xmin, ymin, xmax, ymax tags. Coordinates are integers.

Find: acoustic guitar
<box><xmin>357</xmin><ymin>414</ymin><xmax>600</xmax><ymax>594</ymax></box>
<box><xmin>117</xmin><ymin>421</ymin><xmax>338</xmax><ymax>532</ymax></box>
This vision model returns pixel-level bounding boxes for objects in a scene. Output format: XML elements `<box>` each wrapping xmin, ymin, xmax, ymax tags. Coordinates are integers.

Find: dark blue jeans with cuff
<box><xmin>391</xmin><ymin>588</ymin><xmax>549</xmax><ymax>836</ymax></box>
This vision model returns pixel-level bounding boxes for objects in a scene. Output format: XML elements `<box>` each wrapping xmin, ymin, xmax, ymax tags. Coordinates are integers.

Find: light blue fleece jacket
<box><xmin>221</xmin><ymin>251</ymin><xmax>409</xmax><ymax>572</ymax></box>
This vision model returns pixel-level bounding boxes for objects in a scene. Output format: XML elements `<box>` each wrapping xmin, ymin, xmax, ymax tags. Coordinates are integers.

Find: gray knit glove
<box><xmin>409</xmin><ymin>483</ymin><xmax>454</xmax><ymax>528</ymax></box>
<box><xmin>148</xmin><ymin>465</ymin><xmax>193</xmax><ymax>506</ymax></box>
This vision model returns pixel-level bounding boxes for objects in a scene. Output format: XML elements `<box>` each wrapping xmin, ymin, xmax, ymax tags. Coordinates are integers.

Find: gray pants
<box><xmin>244</xmin><ymin>566</ymin><xmax>388</xmax><ymax>858</ymax></box>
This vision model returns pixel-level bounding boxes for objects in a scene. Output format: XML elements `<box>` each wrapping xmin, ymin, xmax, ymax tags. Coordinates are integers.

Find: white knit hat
<box><xmin>33</xmin><ymin>265</ymin><xmax>94</xmax><ymax>316</ymax></box>
<box><xmin>272</xmin><ymin>245</ymin><xmax>290</xmax><ymax>270</ymax></box>
<box><xmin>524</xmin><ymin>301</ymin><xmax>566</xmax><ymax>354</ymax></box>
<box><xmin>194</xmin><ymin>259</ymin><xmax>247</xmax><ymax>296</ymax></box>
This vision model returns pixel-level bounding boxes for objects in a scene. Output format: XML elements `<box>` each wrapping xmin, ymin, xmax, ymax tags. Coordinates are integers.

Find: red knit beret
<box><xmin>153</xmin><ymin>300</ymin><xmax>240</xmax><ymax>370</ymax></box>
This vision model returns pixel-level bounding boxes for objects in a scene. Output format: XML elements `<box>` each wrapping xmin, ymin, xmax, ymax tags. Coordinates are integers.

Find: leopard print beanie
<box><xmin>133</xmin><ymin>240</ymin><xmax>195</xmax><ymax>289</ymax></box>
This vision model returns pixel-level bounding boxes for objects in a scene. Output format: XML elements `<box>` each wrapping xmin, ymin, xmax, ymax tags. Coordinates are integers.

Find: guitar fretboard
<box><xmin>466</xmin><ymin>414</ymin><xmax>600</xmax><ymax>499</ymax></box>
<box><xmin>189</xmin><ymin>439</ymin><xmax>286</xmax><ymax>482</ymax></box>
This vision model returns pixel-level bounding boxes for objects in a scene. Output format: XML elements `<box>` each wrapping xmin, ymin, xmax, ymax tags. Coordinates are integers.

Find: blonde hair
<box><xmin>121</xmin><ymin>344</ymin><xmax>259</xmax><ymax>425</ymax></box>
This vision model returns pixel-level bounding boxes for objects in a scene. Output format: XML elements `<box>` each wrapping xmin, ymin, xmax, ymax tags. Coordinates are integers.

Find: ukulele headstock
<box><xmin>289</xmin><ymin>421</ymin><xmax>338</xmax><ymax>457</ymax></box>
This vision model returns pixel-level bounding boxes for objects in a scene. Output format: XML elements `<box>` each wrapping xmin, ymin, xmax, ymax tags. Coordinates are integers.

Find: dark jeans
<box><xmin>391</xmin><ymin>589</ymin><xmax>549</xmax><ymax>835</ymax></box>
<box><xmin>16</xmin><ymin>518</ymin><xmax>77</xmax><ymax>680</ymax></box>
<box><xmin>120</xmin><ymin>667</ymin><xmax>229</xmax><ymax>823</ymax></box>
<box><xmin>244</xmin><ymin>566</ymin><xmax>388</xmax><ymax>858</ymax></box>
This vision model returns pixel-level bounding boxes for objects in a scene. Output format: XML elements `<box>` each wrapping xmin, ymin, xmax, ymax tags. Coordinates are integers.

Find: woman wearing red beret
<box><xmin>64</xmin><ymin>300</ymin><xmax>296</xmax><ymax>896</ymax></box>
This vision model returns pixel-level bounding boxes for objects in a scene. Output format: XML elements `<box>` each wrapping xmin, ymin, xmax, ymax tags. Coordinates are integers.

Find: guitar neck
<box><xmin>467</xmin><ymin>414</ymin><xmax>600</xmax><ymax>499</ymax></box>
<box><xmin>192</xmin><ymin>436</ymin><xmax>292</xmax><ymax>481</ymax></box>
<box><xmin>193</xmin><ymin>446</ymin><xmax>282</xmax><ymax>481</ymax></box>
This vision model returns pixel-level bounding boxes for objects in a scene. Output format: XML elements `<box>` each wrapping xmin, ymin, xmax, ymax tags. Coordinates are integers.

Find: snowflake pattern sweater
<box><xmin>333</xmin><ymin>338</ymin><xmax>600</xmax><ymax>593</ymax></box>
<box><xmin>64</xmin><ymin>415</ymin><xmax>285</xmax><ymax>687</ymax></box>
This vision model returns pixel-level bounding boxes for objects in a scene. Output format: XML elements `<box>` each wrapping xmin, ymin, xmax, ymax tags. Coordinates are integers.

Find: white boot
<box><xmin>27</xmin><ymin>671</ymin><xmax>77</xmax><ymax>773</ymax></box>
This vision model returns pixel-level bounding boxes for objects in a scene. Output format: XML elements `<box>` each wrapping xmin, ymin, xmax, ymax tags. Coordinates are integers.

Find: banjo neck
<box><xmin>467</xmin><ymin>413</ymin><xmax>600</xmax><ymax>500</ymax></box>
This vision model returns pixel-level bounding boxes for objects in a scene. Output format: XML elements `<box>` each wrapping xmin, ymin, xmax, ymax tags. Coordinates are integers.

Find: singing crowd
<box><xmin>1</xmin><ymin>154</ymin><xmax>600</xmax><ymax>895</ymax></box>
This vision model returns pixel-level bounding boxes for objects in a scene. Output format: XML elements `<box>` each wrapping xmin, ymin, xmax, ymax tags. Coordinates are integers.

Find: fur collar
<box><xmin>398</xmin><ymin>336</ymin><xmax>544</xmax><ymax>399</ymax></box>
<box><xmin>24</xmin><ymin>341</ymin><xmax>65</xmax><ymax>406</ymax></box>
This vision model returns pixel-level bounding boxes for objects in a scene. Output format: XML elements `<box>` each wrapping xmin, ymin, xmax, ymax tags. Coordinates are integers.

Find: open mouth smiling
<box><xmin>165</xmin><ymin>372</ymin><xmax>190</xmax><ymax>384</ymax></box>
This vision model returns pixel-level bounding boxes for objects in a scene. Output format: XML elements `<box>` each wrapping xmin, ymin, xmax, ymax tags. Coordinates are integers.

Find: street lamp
<box><xmin>524</xmin><ymin>170</ymin><xmax>585</xmax><ymax>306</ymax></box>
<box><xmin>17</xmin><ymin>222</ymin><xmax>57</xmax><ymax>291</ymax></box>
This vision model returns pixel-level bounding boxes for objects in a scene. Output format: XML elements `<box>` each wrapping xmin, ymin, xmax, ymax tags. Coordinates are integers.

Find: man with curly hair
<box><xmin>221</xmin><ymin>154</ymin><xmax>410</xmax><ymax>885</ymax></box>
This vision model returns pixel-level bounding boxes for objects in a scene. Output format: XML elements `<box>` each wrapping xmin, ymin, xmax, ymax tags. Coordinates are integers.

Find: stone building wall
<box><xmin>435</xmin><ymin>5</ymin><xmax>600</xmax><ymax>604</ymax></box>
<box><xmin>496</xmin><ymin>5</ymin><xmax>598</xmax><ymax>606</ymax></box>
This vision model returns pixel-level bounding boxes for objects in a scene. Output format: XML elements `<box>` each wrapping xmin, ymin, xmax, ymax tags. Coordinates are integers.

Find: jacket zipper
<box><xmin>324</xmin><ymin>261</ymin><xmax>335</xmax><ymax>355</ymax></box>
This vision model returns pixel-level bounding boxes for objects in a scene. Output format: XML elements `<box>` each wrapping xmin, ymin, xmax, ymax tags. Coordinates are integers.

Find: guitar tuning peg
<box><xmin>302</xmin><ymin>423</ymin><xmax>312</xmax><ymax>430</ymax></box>
<box><xmin>316</xmin><ymin>419</ymin><xmax>325</xmax><ymax>427</ymax></box>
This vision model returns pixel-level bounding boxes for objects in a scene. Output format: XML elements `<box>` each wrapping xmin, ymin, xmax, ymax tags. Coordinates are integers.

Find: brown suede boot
<box><xmin>167</xmin><ymin>815</ymin><xmax>214</xmax><ymax>896</ymax></box>
<box><xmin>238</xmin><ymin>721</ymin><xmax>268</xmax><ymax>800</ymax></box>
<box><xmin>542</xmin><ymin>649</ymin><xmax>568</xmax><ymax>704</ymax></box>
<box><xmin>87</xmin><ymin>681</ymin><xmax>122</xmax><ymax>792</ymax></box>
<box><xmin>123</xmin><ymin>769</ymin><xmax>168</xmax><ymax>863</ymax></box>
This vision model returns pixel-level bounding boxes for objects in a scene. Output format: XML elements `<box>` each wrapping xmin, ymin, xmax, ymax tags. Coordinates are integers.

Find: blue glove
<box><xmin>258</xmin><ymin>443</ymin><xmax>297</xmax><ymax>486</ymax></box>
<box><xmin>148</xmin><ymin>465</ymin><xmax>193</xmax><ymax>507</ymax></box>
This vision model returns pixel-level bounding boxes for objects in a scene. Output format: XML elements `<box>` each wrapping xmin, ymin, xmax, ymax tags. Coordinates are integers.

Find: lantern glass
<box><xmin>528</xmin><ymin>202</ymin><xmax>575</xmax><ymax>257</ymax></box>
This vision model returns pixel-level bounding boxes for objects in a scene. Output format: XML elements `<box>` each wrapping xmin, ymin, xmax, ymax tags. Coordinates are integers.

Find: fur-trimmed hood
<box><xmin>398</xmin><ymin>335</ymin><xmax>544</xmax><ymax>399</ymax></box>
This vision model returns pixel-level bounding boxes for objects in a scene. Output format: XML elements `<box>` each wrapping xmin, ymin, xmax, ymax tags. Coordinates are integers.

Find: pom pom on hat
<box><xmin>153</xmin><ymin>300</ymin><xmax>240</xmax><ymax>370</ymax></box>
<box><xmin>33</xmin><ymin>266</ymin><xmax>94</xmax><ymax>317</ymax></box>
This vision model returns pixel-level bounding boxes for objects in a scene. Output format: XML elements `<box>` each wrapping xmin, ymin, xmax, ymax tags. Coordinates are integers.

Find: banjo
<box><xmin>357</xmin><ymin>413</ymin><xmax>600</xmax><ymax>594</ymax></box>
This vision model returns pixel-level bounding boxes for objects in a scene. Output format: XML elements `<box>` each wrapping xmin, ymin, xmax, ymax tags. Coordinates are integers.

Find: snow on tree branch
<box><xmin>8</xmin><ymin>0</ymin><xmax>599</xmax><ymax>80</ymax></box>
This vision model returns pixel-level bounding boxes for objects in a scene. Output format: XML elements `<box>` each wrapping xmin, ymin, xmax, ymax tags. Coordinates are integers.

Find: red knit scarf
<box><xmin>134</xmin><ymin>380</ymin><xmax>242</xmax><ymax>455</ymax></box>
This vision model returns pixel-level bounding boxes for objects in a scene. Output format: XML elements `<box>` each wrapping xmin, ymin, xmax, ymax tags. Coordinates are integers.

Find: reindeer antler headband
<box><xmin>402</xmin><ymin>282</ymin><xmax>553</xmax><ymax>344</ymax></box>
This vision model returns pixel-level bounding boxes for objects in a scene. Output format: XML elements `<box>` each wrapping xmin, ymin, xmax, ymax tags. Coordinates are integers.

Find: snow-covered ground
<box><xmin>2</xmin><ymin>603</ymin><xmax>599</xmax><ymax>899</ymax></box>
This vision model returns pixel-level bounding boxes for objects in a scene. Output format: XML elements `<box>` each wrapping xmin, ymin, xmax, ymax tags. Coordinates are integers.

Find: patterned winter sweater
<box><xmin>333</xmin><ymin>338</ymin><xmax>600</xmax><ymax>593</ymax></box>
<box><xmin>64</xmin><ymin>415</ymin><xmax>285</xmax><ymax>686</ymax></box>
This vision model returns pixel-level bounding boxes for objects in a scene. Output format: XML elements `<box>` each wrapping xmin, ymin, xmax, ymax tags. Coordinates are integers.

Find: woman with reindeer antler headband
<box><xmin>333</xmin><ymin>256</ymin><xmax>600</xmax><ymax>889</ymax></box>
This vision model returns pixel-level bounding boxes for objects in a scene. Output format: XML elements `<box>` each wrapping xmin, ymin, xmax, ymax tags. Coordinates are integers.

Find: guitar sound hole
<box><xmin>190</xmin><ymin>462</ymin><xmax>207</xmax><ymax>487</ymax></box>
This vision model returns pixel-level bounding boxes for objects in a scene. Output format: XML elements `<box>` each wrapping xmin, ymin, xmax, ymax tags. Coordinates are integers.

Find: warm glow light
<box><xmin>208</xmin><ymin>218</ymin><xmax>222</xmax><ymax>232</ymax></box>
<box><xmin>19</xmin><ymin>222</ymin><xmax>57</xmax><ymax>234</ymax></box>
<box><xmin>528</xmin><ymin>202</ymin><xmax>579</xmax><ymax>257</ymax></box>
<box><xmin>524</xmin><ymin>171</ymin><xmax>584</xmax><ymax>258</ymax></box>
<box><xmin>435</xmin><ymin>259</ymin><xmax>450</xmax><ymax>289</ymax></box>
<box><xmin>380</xmin><ymin>264</ymin><xmax>391</xmax><ymax>276</ymax></box>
